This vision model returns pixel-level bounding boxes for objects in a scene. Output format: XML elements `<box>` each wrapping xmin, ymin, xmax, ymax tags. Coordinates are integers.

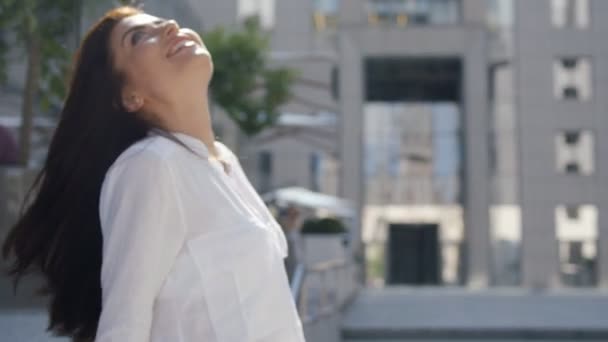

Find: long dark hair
<box><xmin>2</xmin><ymin>6</ymin><xmax>186</xmax><ymax>341</ymax></box>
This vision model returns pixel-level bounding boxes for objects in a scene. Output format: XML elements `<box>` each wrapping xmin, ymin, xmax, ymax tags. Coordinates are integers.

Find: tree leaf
<box><xmin>204</xmin><ymin>18</ymin><xmax>296</xmax><ymax>136</ymax></box>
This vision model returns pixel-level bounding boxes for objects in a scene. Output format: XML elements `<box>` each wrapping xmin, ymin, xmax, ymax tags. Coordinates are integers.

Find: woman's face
<box><xmin>110</xmin><ymin>13</ymin><xmax>212</xmax><ymax>113</ymax></box>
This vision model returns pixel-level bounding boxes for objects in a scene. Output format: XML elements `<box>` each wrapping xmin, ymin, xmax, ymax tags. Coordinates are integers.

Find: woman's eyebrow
<box><xmin>121</xmin><ymin>19</ymin><xmax>166</xmax><ymax>46</ymax></box>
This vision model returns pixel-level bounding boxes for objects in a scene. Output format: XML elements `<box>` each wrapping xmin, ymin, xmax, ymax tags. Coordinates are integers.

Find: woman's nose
<box><xmin>162</xmin><ymin>19</ymin><xmax>180</xmax><ymax>38</ymax></box>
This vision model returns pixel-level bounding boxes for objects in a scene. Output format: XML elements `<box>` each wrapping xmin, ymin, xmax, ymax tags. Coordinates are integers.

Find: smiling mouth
<box><xmin>167</xmin><ymin>38</ymin><xmax>198</xmax><ymax>58</ymax></box>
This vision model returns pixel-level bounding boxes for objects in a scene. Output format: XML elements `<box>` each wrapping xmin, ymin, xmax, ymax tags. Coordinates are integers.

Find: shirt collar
<box><xmin>172</xmin><ymin>131</ymin><xmax>212</xmax><ymax>157</ymax></box>
<box><xmin>147</xmin><ymin>129</ymin><xmax>222</xmax><ymax>159</ymax></box>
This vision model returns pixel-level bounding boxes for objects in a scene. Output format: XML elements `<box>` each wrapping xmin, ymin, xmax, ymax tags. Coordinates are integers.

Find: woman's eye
<box><xmin>131</xmin><ymin>30</ymin><xmax>145</xmax><ymax>45</ymax></box>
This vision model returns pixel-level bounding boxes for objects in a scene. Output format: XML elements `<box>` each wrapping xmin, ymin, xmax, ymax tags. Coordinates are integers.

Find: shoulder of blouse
<box><xmin>107</xmin><ymin>135</ymin><xmax>187</xmax><ymax>174</ymax></box>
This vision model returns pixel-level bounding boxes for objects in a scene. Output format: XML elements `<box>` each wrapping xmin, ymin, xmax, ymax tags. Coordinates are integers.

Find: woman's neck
<box><xmin>163</xmin><ymin>96</ymin><xmax>219</xmax><ymax>158</ymax></box>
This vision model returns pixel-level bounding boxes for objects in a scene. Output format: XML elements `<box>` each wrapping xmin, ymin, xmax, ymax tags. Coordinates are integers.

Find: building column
<box><xmin>520</xmin><ymin>201</ymin><xmax>561</xmax><ymax>288</ymax></box>
<box><xmin>511</xmin><ymin>0</ymin><xmax>561</xmax><ymax>289</ymax></box>
<box><xmin>463</xmin><ymin>31</ymin><xmax>491</xmax><ymax>287</ymax></box>
<box><xmin>593</xmin><ymin>3</ymin><xmax>608</xmax><ymax>287</ymax></box>
<box><xmin>337</xmin><ymin>32</ymin><xmax>364</xmax><ymax>258</ymax></box>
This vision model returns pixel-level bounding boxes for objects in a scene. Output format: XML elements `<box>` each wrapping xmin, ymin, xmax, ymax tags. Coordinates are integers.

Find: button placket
<box><xmin>228</xmin><ymin>162</ymin><xmax>289</xmax><ymax>258</ymax></box>
<box><xmin>232</xmin><ymin>162</ymin><xmax>275</xmax><ymax>225</ymax></box>
<box><xmin>211</xmin><ymin>159</ymin><xmax>268</xmax><ymax>227</ymax></box>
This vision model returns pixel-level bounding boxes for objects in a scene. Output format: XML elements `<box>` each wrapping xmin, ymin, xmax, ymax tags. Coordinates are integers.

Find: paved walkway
<box><xmin>0</xmin><ymin>273</ymin><xmax>67</xmax><ymax>341</ymax></box>
<box><xmin>342</xmin><ymin>287</ymin><xmax>608</xmax><ymax>340</ymax></box>
<box><xmin>5</xmin><ymin>283</ymin><xmax>608</xmax><ymax>341</ymax></box>
<box><xmin>0</xmin><ymin>309</ymin><xmax>67</xmax><ymax>342</ymax></box>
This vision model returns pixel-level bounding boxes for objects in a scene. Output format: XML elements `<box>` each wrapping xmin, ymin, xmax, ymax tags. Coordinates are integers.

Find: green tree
<box><xmin>204</xmin><ymin>17</ymin><xmax>297</xmax><ymax>136</ymax></box>
<box><xmin>0</xmin><ymin>0</ymin><xmax>83</xmax><ymax>165</ymax></box>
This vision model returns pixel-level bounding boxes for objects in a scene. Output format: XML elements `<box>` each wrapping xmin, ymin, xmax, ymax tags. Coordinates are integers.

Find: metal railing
<box><xmin>291</xmin><ymin>258</ymin><xmax>359</xmax><ymax>324</ymax></box>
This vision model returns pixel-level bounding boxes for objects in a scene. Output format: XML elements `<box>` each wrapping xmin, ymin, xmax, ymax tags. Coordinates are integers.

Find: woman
<box><xmin>2</xmin><ymin>6</ymin><xmax>305</xmax><ymax>342</ymax></box>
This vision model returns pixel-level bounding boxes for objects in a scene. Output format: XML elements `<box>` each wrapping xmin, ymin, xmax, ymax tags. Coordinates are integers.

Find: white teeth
<box><xmin>169</xmin><ymin>40</ymin><xmax>195</xmax><ymax>57</ymax></box>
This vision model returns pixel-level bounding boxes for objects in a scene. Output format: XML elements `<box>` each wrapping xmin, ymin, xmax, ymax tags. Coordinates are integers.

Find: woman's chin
<box><xmin>172</xmin><ymin>49</ymin><xmax>211</xmax><ymax>70</ymax></box>
<box><xmin>192</xmin><ymin>45</ymin><xmax>211</xmax><ymax>59</ymax></box>
<box><xmin>193</xmin><ymin>52</ymin><xmax>212</xmax><ymax>71</ymax></box>
<box><xmin>189</xmin><ymin>49</ymin><xmax>212</xmax><ymax>69</ymax></box>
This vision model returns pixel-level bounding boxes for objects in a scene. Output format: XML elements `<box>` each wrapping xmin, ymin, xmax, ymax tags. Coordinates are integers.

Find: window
<box><xmin>565</xmin><ymin>162</ymin><xmax>580</xmax><ymax>174</ymax></box>
<box><xmin>331</xmin><ymin>66</ymin><xmax>339</xmax><ymax>100</ymax></box>
<box><xmin>487</xmin><ymin>0</ymin><xmax>514</xmax><ymax>29</ymax></box>
<box><xmin>551</xmin><ymin>0</ymin><xmax>589</xmax><ymax>29</ymax></box>
<box><xmin>313</xmin><ymin>0</ymin><xmax>338</xmax><ymax>31</ymax></box>
<box><xmin>555</xmin><ymin>130</ymin><xmax>594</xmax><ymax>175</ymax></box>
<box><xmin>258</xmin><ymin>150</ymin><xmax>273</xmax><ymax>191</ymax></box>
<box><xmin>564</xmin><ymin>131</ymin><xmax>580</xmax><ymax>145</ymax></box>
<box><xmin>490</xmin><ymin>205</ymin><xmax>522</xmax><ymax>286</ymax></box>
<box><xmin>562</xmin><ymin>87</ymin><xmax>578</xmax><ymax>100</ymax></box>
<box><xmin>310</xmin><ymin>153</ymin><xmax>321</xmax><ymax>191</ymax></box>
<box><xmin>363</xmin><ymin>102</ymin><xmax>462</xmax><ymax>205</ymax></box>
<box><xmin>553</xmin><ymin>57</ymin><xmax>592</xmax><ymax>101</ymax></box>
<box><xmin>365</xmin><ymin>58</ymin><xmax>462</xmax><ymax>102</ymax></box>
<box><xmin>565</xmin><ymin>206</ymin><xmax>580</xmax><ymax>220</ymax></box>
<box><xmin>555</xmin><ymin>205</ymin><xmax>598</xmax><ymax>287</ymax></box>
<box><xmin>562</xmin><ymin>58</ymin><xmax>578</xmax><ymax>69</ymax></box>
<box><xmin>238</xmin><ymin>0</ymin><xmax>275</xmax><ymax>29</ymax></box>
<box><xmin>367</xmin><ymin>0</ymin><xmax>461</xmax><ymax>26</ymax></box>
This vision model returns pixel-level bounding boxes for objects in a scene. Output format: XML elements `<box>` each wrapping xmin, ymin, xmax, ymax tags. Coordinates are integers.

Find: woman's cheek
<box><xmin>135</xmin><ymin>44</ymin><xmax>163</xmax><ymax>68</ymax></box>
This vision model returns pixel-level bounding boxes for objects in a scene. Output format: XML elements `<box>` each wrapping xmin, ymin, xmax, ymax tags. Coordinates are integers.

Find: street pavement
<box><xmin>0</xmin><ymin>273</ymin><xmax>67</xmax><ymax>341</ymax></box>
<box><xmin>0</xmin><ymin>309</ymin><xmax>67</xmax><ymax>342</ymax></box>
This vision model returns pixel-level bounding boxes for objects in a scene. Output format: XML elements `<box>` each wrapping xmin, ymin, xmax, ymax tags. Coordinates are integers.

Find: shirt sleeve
<box><xmin>95</xmin><ymin>151</ymin><xmax>186</xmax><ymax>341</ymax></box>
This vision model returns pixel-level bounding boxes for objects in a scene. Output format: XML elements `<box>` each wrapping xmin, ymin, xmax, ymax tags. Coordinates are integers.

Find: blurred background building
<box><xmin>181</xmin><ymin>0</ymin><xmax>604</xmax><ymax>291</ymax></box>
<box><xmin>2</xmin><ymin>0</ymin><xmax>607</xmax><ymax>290</ymax></box>
<box><xmin>3</xmin><ymin>0</ymin><xmax>608</xmax><ymax>341</ymax></box>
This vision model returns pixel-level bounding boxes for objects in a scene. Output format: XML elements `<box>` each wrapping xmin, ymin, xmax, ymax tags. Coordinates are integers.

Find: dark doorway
<box><xmin>387</xmin><ymin>224</ymin><xmax>440</xmax><ymax>285</ymax></box>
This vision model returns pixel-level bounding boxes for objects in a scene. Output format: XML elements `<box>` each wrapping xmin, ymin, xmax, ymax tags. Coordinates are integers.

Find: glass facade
<box><xmin>367</xmin><ymin>0</ymin><xmax>461</xmax><ymax>26</ymax></box>
<box><xmin>363</xmin><ymin>102</ymin><xmax>461</xmax><ymax>205</ymax></box>
<box><xmin>362</xmin><ymin>102</ymin><xmax>465</xmax><ymax>286</ymax></box>
<box><xmin>257</xmin><ymin>150</ymin><xmax>273</xmax><ymax>192</ymax></box>
<box><xmin>313</xmin><ymin>0</ymin><xmax>462</xmax><ymax>30</ymax></box>
<box><xmin>313</xmin><ymin>0</ymin><xmax>338</xmax><ymax>30</ymax></box>
<box><xmin>361</xmin><ymin>57</ymin><xmax>465</xmax><ymax>286</ymax></box>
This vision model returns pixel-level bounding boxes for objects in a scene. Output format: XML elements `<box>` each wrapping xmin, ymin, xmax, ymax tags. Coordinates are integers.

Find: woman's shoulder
<box><xmin>108</xmin><ymin>135</ymin><xmax>180</xmax><ymax>176</ymax></box>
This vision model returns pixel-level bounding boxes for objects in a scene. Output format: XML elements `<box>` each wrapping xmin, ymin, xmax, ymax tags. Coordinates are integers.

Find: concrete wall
<box><xmin>239</xmin><ymin>136</ymin><xmax>338</xmax><ymax>194</ymax></box>
<box><xmin>514</xmin><ymin>0</ymin><xmax>608</xmax><ymax>288</ymax></box>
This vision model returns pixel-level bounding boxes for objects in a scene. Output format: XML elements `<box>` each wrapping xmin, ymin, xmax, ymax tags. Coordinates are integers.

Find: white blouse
<box><xmin>95</xmin><ymin>131</ymin><xmax>306</xmax><ymax>342</ymax></box>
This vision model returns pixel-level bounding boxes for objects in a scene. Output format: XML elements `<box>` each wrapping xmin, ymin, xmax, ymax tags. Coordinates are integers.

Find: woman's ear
<box><xmin>122</xmin><ymin>93</ymin><xmax>144</xmax><ymax>112</ymax></box>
